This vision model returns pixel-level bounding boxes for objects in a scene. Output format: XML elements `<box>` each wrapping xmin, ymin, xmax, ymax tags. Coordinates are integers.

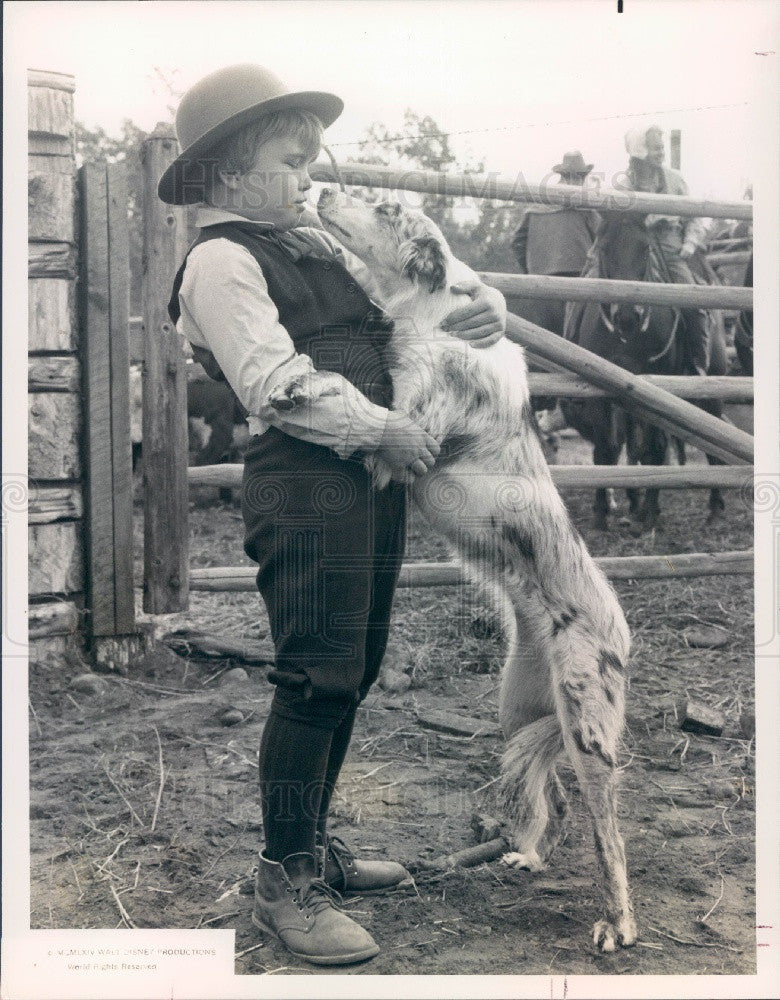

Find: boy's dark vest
<box><xmin>168</xmin><ymin>222</ymin><xmax>394</xmax><ymax>420</ymax></box>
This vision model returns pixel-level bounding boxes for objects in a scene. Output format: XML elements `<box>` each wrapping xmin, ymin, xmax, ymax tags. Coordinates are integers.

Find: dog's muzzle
<box><xmin>318</xmin><ymin>187</ymin><xmax>337</xmax><ymax>210</ymax></box>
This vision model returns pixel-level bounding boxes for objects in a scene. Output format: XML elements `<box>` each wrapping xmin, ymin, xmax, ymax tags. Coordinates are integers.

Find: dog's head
<box><xmin>317</xmin><ymin>189</ymin><xmax>449</xmax><ymax>293</ymax></box>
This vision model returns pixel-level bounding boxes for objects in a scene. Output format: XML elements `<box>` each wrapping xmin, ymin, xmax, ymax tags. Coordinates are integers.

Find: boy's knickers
<box><xmin>242</xmin><ymin>429</ymin><xmax>406</xmax><ymax>725</ymax></box>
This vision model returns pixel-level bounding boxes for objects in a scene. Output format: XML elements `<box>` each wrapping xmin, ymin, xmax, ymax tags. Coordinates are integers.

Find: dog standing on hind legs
<box><xmin>268</xmin><ymin>188</ymin><xmax>637</xmax><ymax>952</ymax></box>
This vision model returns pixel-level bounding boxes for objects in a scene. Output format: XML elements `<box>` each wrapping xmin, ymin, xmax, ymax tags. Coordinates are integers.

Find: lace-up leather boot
<box><xmin>320</xmin><ymin>835</ymin><xmax>413</xmax><ymax>894</ymax></box>
<box><xmin>252</xmin><ymin>851</ymin><xmax>379</xmax><ymax>965</ymax></box>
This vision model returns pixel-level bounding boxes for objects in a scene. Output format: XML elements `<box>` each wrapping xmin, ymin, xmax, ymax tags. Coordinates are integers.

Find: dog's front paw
<box><xmin>592</xmin><ymin>914</ymin><xmax>637</xmax><ymax>952</ymax></box>
<box><xmin>501</xmin><ymin>850</ymin><xmax>545</xmax><ymax>873</ymax></box>
<box><xmin>267</xmin><ymin>372</ymin><xmax>342</xmax><ymax>411</ymax></box>
<box><xmin>268</xmin><ymin>384</ymin><xmax>300</xmax><ymax>410</ymax></box>
<box><xmin>367</xmin><ymin>456</ymin><xmax>394</xmax><ymax>491</ymax></box>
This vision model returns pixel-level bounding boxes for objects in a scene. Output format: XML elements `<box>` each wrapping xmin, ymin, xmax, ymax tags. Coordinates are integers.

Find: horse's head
<box><xmin>597</xmin><ymin>212</ymin><xmax>651</xmax><ymax>282</ymax></box>
<box><xmin>596</xmin><ymin>214</ymin><xmax>678</xmax><ymax>372</ymax></box>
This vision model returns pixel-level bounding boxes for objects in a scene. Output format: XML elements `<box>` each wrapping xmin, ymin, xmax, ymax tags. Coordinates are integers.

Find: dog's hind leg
<box><xmin>553</xmin><ymin>646</ymin><xmax>637</xmax><ymax>951</ymax></box>
<box><xmin>498</xmin><ymin>603</ymin><xmax>554</xmax><ymax>739</ymax></box>
<box><xmin>497</xmin><ymin>608</ymin><xmax>569</xmax><ymax>871</ymax></box>
<box><xmin>568</xmin><ymin>743</ymin><xmax>636</xmax><ymax>951</ymax></box>
<box><xmin>499</xmin><ymin>715</ymin><xmax>568</xmax><ymax>872</ymax></box>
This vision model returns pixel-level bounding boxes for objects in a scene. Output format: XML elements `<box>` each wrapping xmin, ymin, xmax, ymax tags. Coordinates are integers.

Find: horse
<box><xmin>561</xmin><ymin>213</ymin><xmax>728</xmax><ymax>533</ymax></box>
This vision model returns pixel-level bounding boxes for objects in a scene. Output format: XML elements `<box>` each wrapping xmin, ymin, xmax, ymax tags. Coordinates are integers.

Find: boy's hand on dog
<box><xmin>375</xmin><ymin>412</ymin><xmax>440</xmax><ymax>481</ymax></box>
<box><xmin>441</xmin><ymin>281</ymin><xmax>506</xmax><ymax>349</ymax></box>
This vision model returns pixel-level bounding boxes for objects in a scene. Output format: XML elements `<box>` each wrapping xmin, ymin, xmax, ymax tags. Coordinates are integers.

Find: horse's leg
<box><xmin>623</xmin><ymin>413</ymin><xmax>643</xmax><ymax>526</ymax></box>
<box><xmin>701</xmin><ymin>316</ymin><xmax>728</xmax><ymax>522</ymax></box>
<box><xmin>592</xmin><ymin>405</ymin><xmax>622</xmax><ymax>531</ymax></box>
<box><xmin>697</xmin><ymin>399</ymin><xmax>727</xmax><ymax>522</ymax></box>
<box><xmin>639</xmin><ymin>425</ymin><xmax>668</xmax><ymax>531</ymax></box>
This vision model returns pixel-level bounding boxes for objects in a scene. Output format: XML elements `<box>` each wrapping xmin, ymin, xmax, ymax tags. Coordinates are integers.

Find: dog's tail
<box><xmin>496</xmin><ymin>714</ymin><xmax>567</xmax><ymax>869</ymax></box>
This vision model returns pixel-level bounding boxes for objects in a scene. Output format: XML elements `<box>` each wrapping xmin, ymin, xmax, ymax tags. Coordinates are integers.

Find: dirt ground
<box><xmin>28</xmin><ymin>434</ymin><xmax>756</xmax><ymax>977</ymax></box>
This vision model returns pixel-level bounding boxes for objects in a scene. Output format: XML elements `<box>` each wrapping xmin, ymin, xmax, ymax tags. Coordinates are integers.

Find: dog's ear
<box><xmin>376</xmin><ymin>201</ymin><xmax>403</xmax><ymax>219</ymax></box>
<box><xmin>401</xmin><ymin>235</ymin><xmax>447</xmax><ymax>293</ymax></box>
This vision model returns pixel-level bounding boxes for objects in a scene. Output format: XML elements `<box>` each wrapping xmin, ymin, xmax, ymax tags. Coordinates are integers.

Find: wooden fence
<box><xmin>188</xmin><ymin>549</ymin><xmax>752</xmax><ymax>592</ymax></box>
<box><xmin>79</xmin><ymin>161</ymin><xmax>136</xmax><ymax>661</ymax></box>
<box><xmin>309</xmin><ymin>161</ymin><xmax>753</xmax><ymax>221</ymax></box>
<box><xmin>28</xmin><ymin>70</ymin><xmax>84</xmax><ymax>665</ymax></box>
<box><xmin>135</xmin><ymin>142</ymin><xmax>754</xmax><ymax>617</ymax></box>
<box><xmin>30</xmin><ymin>85</ymin><xmax>753</xmax><ymax>665</ymax></box>
<box><xmin>139</xmin><ymin>124</ymin><xmax>190</xmax><ymax>614</ymax></box>
<box><xmin>28</xmin><ymin>70</ymin><xmax>145</xmax><ymax>671</ymax></box>
<box><xmin>479</xmin><ymin>273</ymin><xmax>752</xmax><ymax>310</ymax></box>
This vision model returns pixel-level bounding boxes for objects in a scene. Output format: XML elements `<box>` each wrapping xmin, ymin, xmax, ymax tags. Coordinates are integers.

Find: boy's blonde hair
<box><xmin>209</xmin><ymin>109</ymin><xmax>323</xmax><ymax>176</ymax></box>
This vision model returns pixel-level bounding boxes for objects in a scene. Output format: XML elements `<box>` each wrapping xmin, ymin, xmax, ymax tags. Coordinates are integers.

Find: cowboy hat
<box><xmin>552</xmin><ymin>151</ymin><xmax>593</xmax><ymax>176</ymax></box>
<box><xmin>158</xmin><ymin>64</ymin><xmax>343</xmax><ymax>205</ymax></box>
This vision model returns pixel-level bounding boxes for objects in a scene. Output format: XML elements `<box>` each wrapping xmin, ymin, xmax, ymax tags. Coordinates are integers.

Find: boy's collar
<box><xmin>195</xmin><ymin>205</ymin><xmax>278</xmax><ymax>231</ymax></box>
<box><xmin>193</xmin><ymin>205</ymin><xmax>339</xmax><ymax>263</ymax></box>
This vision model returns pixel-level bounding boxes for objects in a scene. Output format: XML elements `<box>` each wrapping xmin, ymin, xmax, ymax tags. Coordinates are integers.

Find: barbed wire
<box><xmin>325</xmin><ymin>101</ymin><xmax>750</xmax><ymax>149</ymax></box>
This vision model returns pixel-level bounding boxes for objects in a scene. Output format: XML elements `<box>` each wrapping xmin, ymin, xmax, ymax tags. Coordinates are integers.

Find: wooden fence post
<box><xmin>670</xmin><ymin>130</ymin><xmax>681</xmax><ymax>170</ymax></box>
<box><xmin>141</xmin><ymin>123</ymin><xmax>189</xmax><ymax>613</ymax></box>
<box><xmin>79</xmin><ymin>161</ymin><xmax>140</xmax><ymax>669</ymax></box>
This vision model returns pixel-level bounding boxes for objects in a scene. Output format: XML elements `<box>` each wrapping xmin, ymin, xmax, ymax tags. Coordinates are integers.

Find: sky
<box><xmin>7</xmin><ymin>0</ymin><xmax>779</xmax><ymax>200</ymax></box>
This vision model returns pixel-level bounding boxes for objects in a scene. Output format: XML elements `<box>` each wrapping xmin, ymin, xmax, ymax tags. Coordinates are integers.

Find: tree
<box><xmin>349</xmin><ymin>110</ymin><xmax>519</xmax><ymax>272</ymax></box>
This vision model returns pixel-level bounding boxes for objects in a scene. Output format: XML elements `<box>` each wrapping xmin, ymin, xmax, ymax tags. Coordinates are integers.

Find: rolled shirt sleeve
<box><xmin>668</xmin><ymin>171</ymin><xmax>711</xmax><ymax>250</ymax></box>
<box><xmin>177</xmin><ymin>239</ymin><xmax>389</xmax><ymax>459</ymax></box>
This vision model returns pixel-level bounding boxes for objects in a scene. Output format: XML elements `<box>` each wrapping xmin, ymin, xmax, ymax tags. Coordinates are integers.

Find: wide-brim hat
<box><xmin>552</xmin><ymin>150</ymin><xmax>593</xmax><ymax>176</ymax></box>
<box><xmin>158</xmin><ymin>64</ymin><xmax>344</xmax><ymax>205</ymax></box>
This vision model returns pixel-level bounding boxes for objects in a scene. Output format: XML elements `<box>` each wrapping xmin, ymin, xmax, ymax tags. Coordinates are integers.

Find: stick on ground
<box><xmin>416</xmin><ymin>837</ymin><xmax>510</xmax><ymax>871</ymax></box>
<box><xmin>109</xmin><ymin>883</ymin><xmax>137</xmax><ymax>929</ymax></box>
<box><xmin>150</xmin><ymin>726</ymin><xmax>165</xmax><ymax>832</ymax></box>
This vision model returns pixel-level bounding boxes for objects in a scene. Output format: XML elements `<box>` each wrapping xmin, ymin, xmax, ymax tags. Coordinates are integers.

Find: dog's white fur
<box><xmin>272</xmin><ymin>190</ymin><xmax>637</xmax><ymax>952</ymax></box>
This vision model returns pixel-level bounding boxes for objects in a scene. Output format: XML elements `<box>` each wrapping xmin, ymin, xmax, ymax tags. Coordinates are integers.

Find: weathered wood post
<box><xmin>79</xmin><ymin>158</ymin><xmax>144</xmax><ymax>670</ymax></box>
<box><xmin>670</xmin><ymin>129</ymin><xmax>681</xmax><ymax>170</ymax></box>
<box><xmin>28</xmin><ymin>70</ymin><xmax>85</xmax><ymax>667</ymax></box>
<box><xmin>141</xmin><ymin>123</ymin><xmax>189</xmax><ymax>613</ymax></box>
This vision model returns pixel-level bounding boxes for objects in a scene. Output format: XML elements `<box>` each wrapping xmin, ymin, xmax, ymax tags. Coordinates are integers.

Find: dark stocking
<box><xmin>316</xmin><ymin>705</ymin><xmax>358</xmax><ymax>842</ymax></box>
<box><xmin>258</xmin><ymin>705</ymin><xmax>333</xmax><ymax>862</ymax></box>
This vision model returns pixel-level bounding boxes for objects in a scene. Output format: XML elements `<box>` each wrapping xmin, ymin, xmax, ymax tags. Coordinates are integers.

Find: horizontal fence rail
<box><xmin>185</xmin><ymin>549</ymin><xmax>752</xmax><ymax>592</ymax></box>
<box><xmin>707</xmin><ymin>250</ymin><xmax>752</xmax><ymax>267</ymax></box>
<box><xmin>708</xmin><ymin>237</ymin><xmax>752</xmax><ymax>250</ymax></box>
<box><xmin>188</xmin><ymin>463</ymin><xmax>752</xmax><ymax>491</ymax></box>
<box><xmin>310</xmin><ymin>161</ymin><xmax>753</xmax><ymax>221</ymax></box>
<box><xmin>481</xmin><ymin>272</ymin><xmax>752</xmax><ymax>310</ymax></box>
<box><xmin>527</xmin><ymin>373</ymin><xmax>753</xmax><ymax>402</ymax></box>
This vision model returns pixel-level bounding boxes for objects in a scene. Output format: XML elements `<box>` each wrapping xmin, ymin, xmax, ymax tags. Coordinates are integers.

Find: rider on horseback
<box><xmin>623</xmin><ymin>126</ymin><xmax>711</xmax><ymax>377</ymax></box>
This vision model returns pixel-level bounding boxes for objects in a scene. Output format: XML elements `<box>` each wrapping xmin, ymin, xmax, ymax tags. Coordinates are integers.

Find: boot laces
<box><xmin>327</xmin><ymin>835</ymin><xmax>356</xmax><ymax>867</ymax></box>
<box><xmin>297</xmin><ymin>876</ymin><xmax>344</xmax><ymax>917</ymax></box>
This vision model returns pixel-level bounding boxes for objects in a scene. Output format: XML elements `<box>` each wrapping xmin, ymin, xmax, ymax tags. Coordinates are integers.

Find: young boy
<box><xmin>158</xmin><ymin>64</ymin><xmax>506</xmax><ymax>966</ymax></box>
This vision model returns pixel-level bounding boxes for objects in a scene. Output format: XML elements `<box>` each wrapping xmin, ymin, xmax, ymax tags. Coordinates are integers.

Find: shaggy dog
<box><xmin>269</xmin><ymin>188</ymin><xmax>637</xmax><ymax>952</ymax></box>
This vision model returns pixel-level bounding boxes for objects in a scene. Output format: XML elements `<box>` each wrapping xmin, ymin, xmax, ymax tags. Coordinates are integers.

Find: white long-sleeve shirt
<box><xmin>176</xmin><ymin>207</ymin><xmax>390</xmax><ymax>459</ymax></box>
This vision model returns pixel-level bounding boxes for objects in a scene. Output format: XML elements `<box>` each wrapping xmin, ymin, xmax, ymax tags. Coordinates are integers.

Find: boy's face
<box><xmin>216</xmin><ymin>133</ymin><xmax>319</xmax><ymax>229</ymax></box>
